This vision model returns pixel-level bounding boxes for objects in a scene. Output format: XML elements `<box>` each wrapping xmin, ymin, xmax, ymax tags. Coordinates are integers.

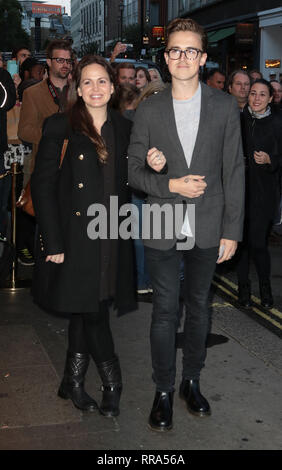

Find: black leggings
<box><xmin>237</xmin><ymin>214</ymin><xmax>272</xmax><ymax>283</ymax></box>
<box><xmin>68</xmin><ymin>301</ymin><xmax>115</xmax><ymax>365</ymax></box>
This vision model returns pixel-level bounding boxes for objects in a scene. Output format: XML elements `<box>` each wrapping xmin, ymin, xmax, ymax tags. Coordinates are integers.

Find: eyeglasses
<box><xmin>165</xmin><ymin>48</ymin><xmax>203</xmax><ymax>61</ymax></box>
<box><xmin>51</xmin><ymin>58</ymin><xmax>73</xmax><ymax>65</ymax></box>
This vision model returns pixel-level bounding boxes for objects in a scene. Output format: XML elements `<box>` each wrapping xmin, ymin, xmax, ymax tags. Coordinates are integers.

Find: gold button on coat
<box><xmin>78</xmin><ymin>183</ymin><xmax>84</xmax><ymax>188</ymax></box>
<box><xmin>78</xmin><ymin>154</ymin><xmax>84</xmax><ymax>160</ymax></box>
<box><xmin>75</xmin><ymin>211</ymin><xmax>81</xmax><ymax>216</ymax></box>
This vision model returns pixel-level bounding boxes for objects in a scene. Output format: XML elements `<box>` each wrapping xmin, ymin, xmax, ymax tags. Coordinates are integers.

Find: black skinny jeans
<box><xmin>68</xmin><ymin>301</ymin><xmax>115</xmax><ymax>365</ymax></box>
<box><xmin>145</xmin><ymin>244</ymin><xmax>218</xmax><ymax>393</ymax></box>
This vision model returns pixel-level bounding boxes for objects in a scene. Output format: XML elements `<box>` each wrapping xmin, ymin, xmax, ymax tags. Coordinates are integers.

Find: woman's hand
<box><xmin>146</xmin><ymin>147</ymin><xmax>167</xmax><ymax>172</ymax></box>
<box><xmin>46</xmin><ymin>253</ymin><xmax>64</xmax><ymax>264</ymax></box>
<box><xmin>254</xmin><ymin>151</ymin><xmax>271</xmax><ymax>165</ymax></box>
<box><xmin>12</xmin><ymin>73</ymin><xmax>21</xmax><ymax>89</ymax></box>
<box><xmin>169</xmin><ymin>175</ymin><xmax>207</xmax><ymax>198</ymax></box>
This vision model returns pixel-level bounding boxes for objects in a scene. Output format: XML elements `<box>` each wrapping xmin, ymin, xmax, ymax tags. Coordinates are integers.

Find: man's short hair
<box><xmin>228</xmin><ymin>69</ymin><xmax>250</xmax><ymax>88</ymax></box>
<box><xmin>207</xmin><ymin>68</ymin><xmax>225</xmax><ymax>80</ymax></box>
<box><xmin>11</xmin><ymin>46</ymin><xmax>30</xmax><ymax>60</ymax></box>
<box><xmin>116</xmin><ymin>62</ymin><xmax>136</xmax><ymax>73</ymax></box>
<box><xmin>46</xmin><ymin>39</ymin><xmax>73</xmax><ymax>59</ymax></box>
<box><xmin>249</xmin><ymin>69</ymin><xmax>263</xmax><ymax>78</ymax></box>
<box><xmin>166</xmin><ymin>18</ymin><xmax>208</xmax><ymax>53</ymax></box>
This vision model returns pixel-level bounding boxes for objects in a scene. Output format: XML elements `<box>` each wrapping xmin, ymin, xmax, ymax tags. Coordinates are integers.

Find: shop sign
<box><xmin>152</xmin><ymin>26</ymin><xmax>164</xmax><ymax>38</ymax></box>
<box><xmin>236</xmin><ymin>23</ymin><xmax>254</xmax><ymax>44</ymax></box>
<box><xmin>265</xmin><ymin>59</ymin><xmax>281</xmax><ymax>69</ymax></box>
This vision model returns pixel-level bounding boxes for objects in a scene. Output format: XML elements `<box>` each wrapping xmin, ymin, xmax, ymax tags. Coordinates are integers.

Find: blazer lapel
<box><xmin>159</xmin><ymin>83</ymin><xmax>214</xmax><ymax>172</ymax></box>
<box><xmin>189</xmin><ymin>83</ymin><xmax>213</xmax><ymax>170</ymax></box>
<box><xmin>158</xmin><ymin>85</ymin><xmax>187</xmax><ymax>169</ymax></box>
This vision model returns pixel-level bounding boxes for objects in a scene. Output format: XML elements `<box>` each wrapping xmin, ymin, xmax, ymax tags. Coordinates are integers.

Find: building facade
<box><xmin>167</xmin><ymin>0</ymin><xmax>282</xmax><ymax>80</ymax></box>
<box><xmin>20</xmin><ymin>1</ymin><xmax>71</xmax><ymax>53</ymax></box>
<box><xmin>71</xmin><ymin>0</ymin><xmax>105</xmax><ymax>54</ymax></box>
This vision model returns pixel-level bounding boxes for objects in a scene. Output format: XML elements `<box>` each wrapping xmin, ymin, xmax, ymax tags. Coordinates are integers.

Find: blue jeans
<box><xmin>145</xmin><ymin>243</ymin><xmax>218</xmax><ymax>392</ymax></box>
<box><xmin>132</xmin><ymin>195</ymin><xmax>151</xmax><ymax>290</ymax></box>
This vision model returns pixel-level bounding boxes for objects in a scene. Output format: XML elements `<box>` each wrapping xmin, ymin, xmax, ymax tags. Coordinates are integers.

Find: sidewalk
<box><xmin>0</xmin><ymin>246</ymin><xmax>282</xmax><ymax>450</ymax></box>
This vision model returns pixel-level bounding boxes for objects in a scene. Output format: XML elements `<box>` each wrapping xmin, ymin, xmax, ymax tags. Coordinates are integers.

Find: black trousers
<box><xmin>67</xmin><ymin>301</ymin><xmax>115</xmax><ymax>365</ymax></box>
<box><xmin>236</xmin><ymin>212</ymin><xmax>272</xmax><ymax>283</ymax></box>
<box><xmin>145</xmin><ymin>243</ymin><xmax>218</xmax><ymax>392</ymax></box>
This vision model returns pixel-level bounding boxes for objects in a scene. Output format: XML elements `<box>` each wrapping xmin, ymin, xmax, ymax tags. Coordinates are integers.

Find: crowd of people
<box><xmin>0</xmin><ymin>16</ymin><xmax>281</xmax><ymax>432</ymax></box>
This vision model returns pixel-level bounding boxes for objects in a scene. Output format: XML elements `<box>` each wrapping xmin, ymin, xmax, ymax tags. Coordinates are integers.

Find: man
<box><xmin>115</xmin><ymin>62</ymin><xmax>136</xmax><ymax>86</ymax></box>
<box><xmin>270</xmin><ymin>80</ymin><xmax>282</xmax><ymax>111</ymax></box>
<box><xmin>12</xmin><ymin>46</ymin><xmax>32</xmax><ymax>66</ymax></box>
<box><xmin>249</xmin><ymin>69</ymin><xmax>262</xmax><ymax>83</ymax></box>
<box><xmin>17</xmin><ymin>40</ymin><xmax>72</xmax><ymax>265</ymax></box>
<box><xmin>0</xmin><ymin>67</ymin><xmax>16</xmax><ymax>239</ymax></box>
<box><xmin>18</xmin><ymin>39</ymin><xmax>73</xmax><ymax>178</ymax></box>
<box><xmin>206</xmin><ymin>68</ymin><xmax>226</xmax><ymax>90</ymax></box>
<box><xmin>128</xmin><ymin>18</ymin><xmax>245</xmax><ymax>431</ymax></box>
<box><xmin>228</xmin><ymin>70</ymin><xmax>251</xmax><ymax>110</ymax></box>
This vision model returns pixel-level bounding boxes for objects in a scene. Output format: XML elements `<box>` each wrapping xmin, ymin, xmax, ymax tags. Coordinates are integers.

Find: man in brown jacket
<box><xmin>17</xmin><ymin>40</ymin><xmax>73</xmax><ymax>265</ymax></box>
<box><xmin>18</xmin><ymin>39</ymin><xmax>73</xmax><ymax>181</ymax></box>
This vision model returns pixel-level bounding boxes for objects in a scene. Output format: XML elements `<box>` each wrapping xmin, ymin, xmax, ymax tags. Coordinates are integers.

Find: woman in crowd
<box><xmin>135</xmin><ymin>66</ymin><xmax>151</xmax><ymax>91</ymax></box>
<box><xmin>148</xmin><ymin>68</ymin><xmax>164</xmax><ymax>85</ymax></box>
<box><xmin>31</xmin><ymin>55</ymin><xmax>136</xmax><ymax>416</ymax></box>
<box><xmin>237</xmin><ymin>79</ymin><xmax>282</xmax><ymax>308</ymax></box>
<box><xmin>110</xmin><ymin>83</ymin><xmax>140</xmax><ymax>121</ymax></box>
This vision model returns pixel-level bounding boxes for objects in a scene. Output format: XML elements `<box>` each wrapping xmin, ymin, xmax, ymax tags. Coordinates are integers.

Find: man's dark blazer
<box><xmin>128</xmin><ymin>82</ymin><xmax>245</xmax><ymax>250</ymax></box>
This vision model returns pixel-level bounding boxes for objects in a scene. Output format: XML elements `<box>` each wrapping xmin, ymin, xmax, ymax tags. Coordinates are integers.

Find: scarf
<box><xmin>248</xmin><ymin>105</ymin><xmax>272</xmax><ymax>120</ymax></box>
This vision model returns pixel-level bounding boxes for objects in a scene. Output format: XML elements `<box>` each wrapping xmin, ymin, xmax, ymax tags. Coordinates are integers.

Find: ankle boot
<box><xmin>58</xmin><ymin>351</ymin><xmax>98</xmax><ymax>411</ymax></box>
<box><xmin>238</xmin><ymin>281</ymin><xmax>252</xmax><ymax>307</ymax></box>
<box><xmin>97</xmin><ymin>355</ymin><xmax>122</xmax><ymax>417</ymax></box>
<box><xmin>259</xmin><ymin>279</ymin><xmax>273</xmax><ymax>308</ymax></box>
<box><xmin>148</xmin><ymin>390</ymin><xmax>174</xmax><ymax>432</ymax></box>
<box><xmin>179</xmin><ymin>379</ymin><xmax>211</xmax><ymax>417</ymax></box>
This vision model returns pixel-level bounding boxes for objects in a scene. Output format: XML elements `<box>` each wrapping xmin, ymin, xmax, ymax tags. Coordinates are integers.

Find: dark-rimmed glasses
<box><xmin>51</xmin><ymin>58</ymin><xmax>73</xmax><ymax>65</ymax></box>
<box><xmin>165</xmin><ymin>48</ymin><xmax>203</xmax><ymax>61</ymax></box>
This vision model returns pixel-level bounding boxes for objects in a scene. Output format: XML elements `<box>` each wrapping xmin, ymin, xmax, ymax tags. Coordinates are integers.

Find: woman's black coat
<box><xmin>241</xmin><ymin>106</ymin><xmax>282</xmax><ymax>221</ymax></box>
<box><xmin>31</xmin><ymin>109</ymin><xmax>137</xmax><ymax>315</ymax></box>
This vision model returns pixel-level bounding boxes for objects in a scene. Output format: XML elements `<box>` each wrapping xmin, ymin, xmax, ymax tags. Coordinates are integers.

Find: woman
<box><xmin>148</xmin><ymin>68</ymin><xmax>163</xmax><ymax>85</ymax></box>
<box><xmin>31</xmin><ymin>55</ymin><xmax>136</xmax><ymax>416</ymax></box>
<box><xmin>110</xmin><ymin>83</ymin><xmax>140</xmax><ymax>121</ymax></box>
<box><xmin>135</xmin><ymin>66</ymin><xmax>151</xmax><ymax>91</ymax></box>
<box><xmin>237</xmin><ymin>79</ymin><xmax>282</xmax><ymax>308</ymax></box>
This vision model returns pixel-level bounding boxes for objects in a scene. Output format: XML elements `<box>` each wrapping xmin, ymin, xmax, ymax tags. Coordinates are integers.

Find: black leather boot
<box><xmin>238</xmin><ymin>281</ymin><xmax>252</xmax><ymax>308</ymax></box>
<box><xmin>148</xmin><ymin>391</ymin><xmax>174</xmax><ymax>432</ymax></box>
<box><xmin>58</xmin><ymin>351</ymin><xmax>98</xmax><ymax>411</ymax></box>
<box><xmin>179</xmin><ymin>379</ymin><xmax>211</xmax><ymax>417</ymax></box>
<box><xmin>97</xmin><ymin>355</ymin><xmax>122</xmax><ymax>417</ymax></box>
<box><xmin>259</xmin><ymin>279</ymin><xmax>273</xmax><ymax>308</ymax></box>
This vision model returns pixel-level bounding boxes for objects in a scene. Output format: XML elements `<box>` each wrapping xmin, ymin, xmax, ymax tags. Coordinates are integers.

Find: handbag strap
<box><xmin>59</xmin><ymin>139</ymin><xmax>69</xmax><ymax>168</ymax></box>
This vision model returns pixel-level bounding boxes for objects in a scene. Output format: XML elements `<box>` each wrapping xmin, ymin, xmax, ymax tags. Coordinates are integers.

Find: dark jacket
<box><xmin>0</xmin><ymin>68</ymin><xmax>16</xmax><ymax>155</ymax></box>
<box><xmin>241</xmin><ymin>105</ymin><xmax>282</xmax><ymax>220</ymax></box>
<box><xmin>31</xmin><ymin>109</ymin><xmax>137</xmax><ymax>315</ymax></box>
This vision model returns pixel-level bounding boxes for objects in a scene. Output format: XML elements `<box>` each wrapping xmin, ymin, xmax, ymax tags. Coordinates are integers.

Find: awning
<box><xmin>208</xmin><ymin>27</ymin><xmax>235</xmax><ymax>44</ymax></box>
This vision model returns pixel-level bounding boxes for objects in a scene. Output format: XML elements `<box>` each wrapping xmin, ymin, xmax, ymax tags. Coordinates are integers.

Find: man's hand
<box><xmin>169</xmin><ymin>175</ymin><xmax>207</xmax><ymax>198</ymax></box>
<box><xmin>216</xmin><ymin>239</ymin><xmax>237</xmax><ymax>264</ymax></box>
<box><xmin>46</xmin><ymin>253</ymin><xmax>64</xmax><ymax>264</ymax></box>
<box><xmin>147</xmin><ymin>147</ymin><xmax>166</xmax><ymax>172</ymax></box>
<box><xmin>110</xmin><ymin>42</ymin><xmax>127</xmax><ymax>62</ymax></box>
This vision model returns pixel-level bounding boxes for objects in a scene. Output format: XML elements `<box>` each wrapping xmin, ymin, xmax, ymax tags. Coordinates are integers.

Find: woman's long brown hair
<box><xmin>68</xmin><ymin>55</ymin><xmax>115</xmax><ymax>163</ymax></box>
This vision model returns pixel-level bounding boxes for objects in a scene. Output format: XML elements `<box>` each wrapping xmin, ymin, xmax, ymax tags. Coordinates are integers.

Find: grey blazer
<box><xmin>128</xmin><ymin>82</ymin><xmax>245</xmax><ymax>250</ymax></box>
